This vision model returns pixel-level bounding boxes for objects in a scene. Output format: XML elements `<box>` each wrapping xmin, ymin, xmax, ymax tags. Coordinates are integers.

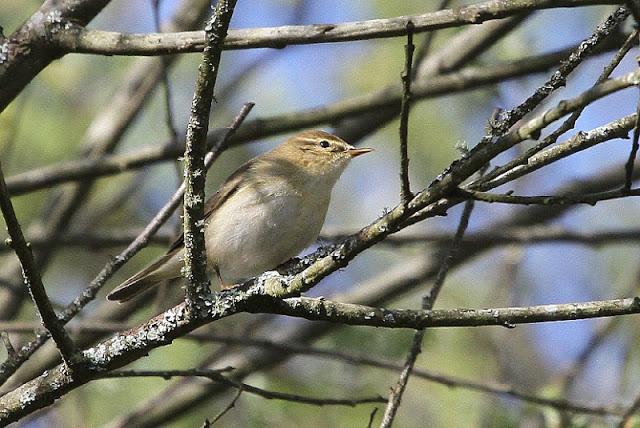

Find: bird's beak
<box><xmin>347</xmin><ymin>147</ymin><xmax>374</xmax><ymax>157</ymax></box>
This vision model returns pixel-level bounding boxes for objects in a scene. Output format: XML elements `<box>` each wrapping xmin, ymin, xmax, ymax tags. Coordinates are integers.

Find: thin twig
<box><xmin>380</xmin><ymin>199</ymin><xmax>476</xmax><ymax>427</ymax></box>
<box><xmin>624</xmin><ymin>60</ymin><xmax>640</xmax><ymax>190</ymax></box>
<box><xmin>210</xmin><ymin>389</ymin><xmax>242</xmax><ymax>425</ymax></box>
<box><xmin>182</xmin><ymin>0</ymin><xmax>237</xmax><ymax>309</ymax></box>
<box><xmin>0</xmin><ymin>161</ymin><xmax>77</xmax><ymax>368</ymax></box>
<box><xmin>151</xmin><ymin>0</ymin><xmax>181</xmax><ymax>181</ymax></box>
<box><xmin>100</xmin><ymin>369</ymin><xmax>386</xmax><ymax>407</ymax></box>
<box><xmin>478</xmin><ymin>25</ymin><xmax>638</xmax><ymax>190</ymax></box>
<box><xmin>368</xmin><ymin>407</ymin><xmax>379</xmax><ymax>428</ymax></box>
<box><xmin>486</xmin><ymin>6</ymin><xmax>630</xmax><ymax>139</ymax></box>
<box><xmin>399</xmin><ymin>21</ymin><xmax>414</xmax><ymax>205</ymax></box>
<box><xmin>0</xmin><ymin>332</ymin><xmax>16</xmax><ymax>360</ymax></box>
<box><xmin>461</xmin><ymin>187</ymin><xmax>640</xmax><ymax>206</ymax></box>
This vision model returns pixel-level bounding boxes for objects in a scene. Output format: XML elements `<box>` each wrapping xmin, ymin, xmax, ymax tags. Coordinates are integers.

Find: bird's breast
<box><xmin>204</xmin><ymin>180</ymin><xmax>330</xmax><ymax>284</ymax></box>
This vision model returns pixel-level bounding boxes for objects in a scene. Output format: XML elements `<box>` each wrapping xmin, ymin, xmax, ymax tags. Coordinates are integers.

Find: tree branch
<box><xmin>461</xmin><ymin>187</ymin><xmax>640</xmax><ymax>206</ymax></box>
<box><xmin>100</xmin><ymin>369</ymin><xmax>385</xmax><ymax>407</ymax></box>
<box><xmin>51</xmin><ymin>0</ymin><xmax>620</xmax><ymax>56</ymax></box>
<box><xmin>0</xmin><ymin>0</ymin><xmax>111</xmax><ymax>112</ymax></box>
<box><xmin>475</xmin><ymin>113</ymin><xmax>635</xmax><ymax>190</ymax></box>
<box><xmin>182</xmin><ymin>0</ymin><xmax>237</xmax><ymax>309</ymax></box>
<box><xmin>0</xmin><ymin>162</ymin><xmax>77</xmax><ymax>367</ymax></box>
<box><xmin>255</xmin><ymin>296</ymin><xmax>640</xmax><ymax>328</ymax></box>
<box><xmin>479</xmin><ymin>22</ymin><xmax>637</xmax><ymax>188</ymax></box>
<box><xmin>398</xmin><ymin>21</ymin><xmax>414</xmax><ymax>205</ymax></box>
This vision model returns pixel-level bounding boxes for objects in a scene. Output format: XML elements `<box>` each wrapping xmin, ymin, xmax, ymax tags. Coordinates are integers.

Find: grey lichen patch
<box><xmin>18</xmin><ymin>387</ymin><xmax>36</xmax><ymax>407</ymax></box>
<box><xmin>185</xmin><ymin>194</ymin><xmax>203</xmax><ymax>208</ymax></box>
<box><xmin>0</xmin><ymin>42</ymin><xmax>8</xmax><ymax>64</ymax></box>
<box><xmin>46</xmin><ymin>10</ymin><xmax>63</xmax><ymax>25</ymax></box>
<box><xmin>82</xmin><ymin>343</ymin><xmax>108</xmax><ymax>366</ymax></box>
<box><xmin>383</xmin><ymin>311</ymin><xmax>396</xmax><ymax>324</ymax></box>
<box><xmin>45</xmin><ymin>10</ymin><xmax>73</xmax><ymax>34</ymax></box>
<box><xmin>82</xmin><ymin>306</ymin><xmax>190</xmax><ymax>368</ymax></box>
<box><xmin>259</xmin><ymin>271</ymin><xmax>291</xmax><ymax>297</ymax></box>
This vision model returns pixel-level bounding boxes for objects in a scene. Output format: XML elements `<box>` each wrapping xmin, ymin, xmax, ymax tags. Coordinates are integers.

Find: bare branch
<box><xmin>624</xmin><ymin>59</ymin><xmax>640</xmax><ymax>190</ymax></box>
<box><xmin>0</xmin><ymin>0</ymin><xmax>111</xmax><ymax>112</ymax></box>
<box><xmin>0</xmin><ymin>162</ymin><xmax>77</xmax><ymax>367</ymax></box>
<box><xmin>51</xmin><ymin>0</ymin><xmax>621</xmax><ymax>56</ymax></box>
<box><xmin>182</xmin><ymin>0</ymin><xmax>237</xmax><ymax>308</ymax></box>
<box><xmin>100</xmin><ymin>369</ymin><xmax>385</xmax><ymax>407</ymax></box>
<box><xmin>209</xmin><ymin>389</ymin><xmax>242</xmax><ymax>425</ymax></box>
<box><xmin>381</xmin><ymin>197</ymin><xmax>476</xmax><ymax>427</ymax></box>
<box><xmin>480</xmin><ymin>26</ymin><xmax>638</xmax><ymax>189</ymax></box>
<box><xmin>398</xmin><ymin>21</ymin><xmax>414</xmax><ymax>205</ymax></box>
<box><xmin>475</xmin><ymin>113</ymin><xmax>635</xmax><ymax>190</ymax></box>
<box><xmin>487</xmin><ymin>6</ymin><xmax>630</xmax><ymax>137</ymax></box>
<box><xmin>255</xmin><ymin>296</ymin><xmax>640</xmax><ymax>329</ymax></box>
<box><xmin>461</xmin><ymin>187</ymin><xmax>640</xmax><ymax>206</ymax></box>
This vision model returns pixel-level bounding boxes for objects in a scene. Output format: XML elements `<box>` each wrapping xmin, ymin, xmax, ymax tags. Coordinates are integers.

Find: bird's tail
<box><xmin>107</xmin><ymin>253</ymin><xmax>181</xmax><ymax>302</ymax></box>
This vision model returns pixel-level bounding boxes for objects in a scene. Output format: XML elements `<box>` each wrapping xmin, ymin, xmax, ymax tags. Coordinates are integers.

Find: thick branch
<box><xmin>2</xmin><ymin>291</ymin><xmax>639</xmax><ymax>423</ymax></box>
<box><xmin>257</xmin><ymin>296</ymin><xmax>640</xmax><ymax>328</ymax></box>
<box><xmin>51</xmin><ymin>0</ymin><xmax>620</xmax><ymax>56</ymax></box>
<box><xmin>182</xmin><ymin>0</ymin><xmax>237</xmax><ymax>308</ymax></box>
<box><xmin>0</xmin><ymin>0</ymin><xmax>111</xmax><ymax>112</ymax></box>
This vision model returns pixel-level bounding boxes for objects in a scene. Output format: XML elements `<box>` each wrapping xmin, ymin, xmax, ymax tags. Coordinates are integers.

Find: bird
<box><xmin>107</xmin><ymin>130</ymin><xmax>373</xmax><ymax>302</ymax></box>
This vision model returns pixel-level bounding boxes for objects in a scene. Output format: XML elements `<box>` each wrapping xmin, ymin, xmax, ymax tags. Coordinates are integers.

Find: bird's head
<box><xmin>274</xmin><ymin>130</ymin><xmax>373</xmax><ymax>180</ymax></box>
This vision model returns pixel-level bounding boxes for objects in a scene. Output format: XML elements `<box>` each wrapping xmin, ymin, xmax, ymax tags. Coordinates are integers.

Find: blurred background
<box><xmin>1</xmin><ymin>1</ymin><xmax>639</xmax><ymax>427</ymax></box>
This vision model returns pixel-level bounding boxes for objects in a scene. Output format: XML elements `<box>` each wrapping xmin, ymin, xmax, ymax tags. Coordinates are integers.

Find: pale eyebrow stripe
<box><xmin>298</xmin><ymin>137</ymin><xmax>321</xmax><ymax>144</ymax></box>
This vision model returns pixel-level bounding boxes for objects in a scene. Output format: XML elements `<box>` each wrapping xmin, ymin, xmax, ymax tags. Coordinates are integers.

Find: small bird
<box><xmin>107</xmin><ymin>130</ymin><xmax>372</xmax><ymax>302</ymax></box>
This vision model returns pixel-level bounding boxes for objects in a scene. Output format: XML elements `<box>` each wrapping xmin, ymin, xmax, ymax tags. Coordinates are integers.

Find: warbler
<box><xmin>107</xmin><ymin>130</ymin><xmax>372</xmax><ymax>302</ymax></box>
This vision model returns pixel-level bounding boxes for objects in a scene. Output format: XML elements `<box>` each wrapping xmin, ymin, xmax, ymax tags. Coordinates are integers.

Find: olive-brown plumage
<box><xmin>107</xmin><ymin>130</ymin><xmax>372</xmax><ymax>302</ymax></box>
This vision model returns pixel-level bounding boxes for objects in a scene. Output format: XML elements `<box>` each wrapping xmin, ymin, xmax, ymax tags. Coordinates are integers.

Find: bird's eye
<box><xmin>319</xmin><ymin>140</ymin><xmax>330</xmax><ymax>149</ymax></box>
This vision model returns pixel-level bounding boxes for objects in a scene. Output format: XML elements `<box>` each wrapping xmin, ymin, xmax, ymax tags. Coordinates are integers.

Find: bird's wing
<box><xmin>165</xmin><ymin>159</ymin><xmax>254</xmax><ymax>254</ymax></box>
<box><xmin>107</xmin><ymin>160</ymin><xmax>256</xmax><ymax>302</ymax></box>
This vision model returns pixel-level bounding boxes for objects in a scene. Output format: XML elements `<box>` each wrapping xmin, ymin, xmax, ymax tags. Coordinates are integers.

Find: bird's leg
<box><xmin>215</xmin><ymin>267</ymin><xmax>233</xmax><ymax>290</ymax></box>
